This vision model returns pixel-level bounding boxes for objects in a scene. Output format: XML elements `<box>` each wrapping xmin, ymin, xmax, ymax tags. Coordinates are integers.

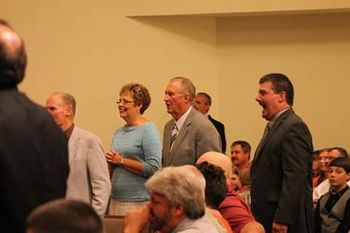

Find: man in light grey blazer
<box><xmin>46</xmin><ymin>92</ymin><xmax>111</xmax><ymax>216</ymax></box>
<box><xmin>162</xmin><ymin>77</ymin><xmax>221</xmax><ymax>167</ymax></box>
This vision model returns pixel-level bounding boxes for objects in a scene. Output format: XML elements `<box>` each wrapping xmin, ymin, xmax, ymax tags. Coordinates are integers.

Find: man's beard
<box><xmin>150</xmin><ymin>209</ymin><xmax>170</xmax><ymax>232</ymax></box>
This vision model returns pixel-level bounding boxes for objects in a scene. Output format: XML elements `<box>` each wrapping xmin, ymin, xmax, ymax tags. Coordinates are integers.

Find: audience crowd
<box><xmin>1</xmin><ymin>19</ymin><xmax>349</xmax><ymax>233</ymax></box>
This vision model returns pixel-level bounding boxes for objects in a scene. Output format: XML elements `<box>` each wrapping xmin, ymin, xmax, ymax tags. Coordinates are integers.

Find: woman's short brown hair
<box><xmin>120</xmin><ymin>83</ymin><xmax>151</xmax><ymax>114</ymax></box>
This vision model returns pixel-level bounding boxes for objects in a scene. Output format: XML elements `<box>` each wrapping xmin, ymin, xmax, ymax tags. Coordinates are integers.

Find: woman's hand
<box><xmin>105</xmin><ymin>150</ymin><xmax>123</xmax><ymax>166</ymax></box>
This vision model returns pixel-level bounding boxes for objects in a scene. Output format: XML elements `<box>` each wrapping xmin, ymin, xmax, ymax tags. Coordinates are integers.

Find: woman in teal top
<box><xmin>106</xmin><ymin>83</ymin><xmax>161</xmax><ymax>216</ymax></box>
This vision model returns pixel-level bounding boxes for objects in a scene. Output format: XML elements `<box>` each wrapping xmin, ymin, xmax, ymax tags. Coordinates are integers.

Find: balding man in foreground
<box><xmin>0</xmin><ymin>20</ymin><xmax>69</xmax><ymax>233</ymax></box>
<box><xmin>197</xmin><ymin>152</ymin><xmax>264</xmax><ymax>233</ymax></box>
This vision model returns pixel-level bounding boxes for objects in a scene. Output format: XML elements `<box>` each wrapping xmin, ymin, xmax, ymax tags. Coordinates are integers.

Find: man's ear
<box><xmin>278</xmin><ymin>91</ymin><xmax>287</xmax><ymax>103</ymax></box>
<box><xmin>183</xmin><ymin>94</ymin><xmax>190</xmax><ymax>102</ymax></box>
<box><xmin>204</xmin><ymin>105</ymin><xmax>210</xmax><ymax>113</ymax></box>
<box><xmin>172</xmin><ymin>205</ymin><xmax>184</xmax><ymax>217</ymax></box>
<box><xmin>65</xmin><ymin>105</ymin><xmax>73</xmax><ymax>117</ymax></box>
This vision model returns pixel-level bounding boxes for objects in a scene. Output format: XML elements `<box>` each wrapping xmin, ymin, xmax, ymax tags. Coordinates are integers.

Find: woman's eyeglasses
<box><xmin>116</xmin><ymin>99</ymin><xmax>134</xmax><ymax>105</ymax></box>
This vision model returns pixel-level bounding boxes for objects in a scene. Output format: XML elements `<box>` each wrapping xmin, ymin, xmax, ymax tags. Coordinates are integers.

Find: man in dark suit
<box><xmin>251</xmin><ymin>73</ymin><xmax>313</xmax><ymax>233</ymax></box>
<box><xmin>0</xmin><ymin>19</ymin><xmax>69</xmax><ymax>233</ymax></box>
<box><xmin>193</xmin><ymin>92</ymin><xmax>227</xmax><ymax>153</ymax></box>
<box><xmin>162</xmin><ymin>77</ymin><xmax>221</xmax><ymax>167</ymax></box>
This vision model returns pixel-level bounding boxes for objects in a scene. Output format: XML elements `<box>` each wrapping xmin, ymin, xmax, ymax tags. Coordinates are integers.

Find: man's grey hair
<box><xmin>145</xmin><ymin>165</ymin><xmax>206</xmax><ymax>219</ymax></box>
<box><xmin>53</xmin><ymin>92</ymin><xmax>76</xmax><ymax>116</ymax></box>
<box><xmin>170</xmin><ymin>77</ymin><xmax>196</xmax><ymax>102</ymax></box>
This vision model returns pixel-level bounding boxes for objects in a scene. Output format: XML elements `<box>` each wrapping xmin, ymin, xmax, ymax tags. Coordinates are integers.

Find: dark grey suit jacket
<box><xmin>0</xmin><ymin>88</ymin><xmax>69</xmax><ymax>233</ymax></box>
<box><xmin>251</xmin><ymin>108</ymin><xmax>314</xmax><ymax>233</ymax></box>
<box><xmin>162</xmin><ymin>108</ymin><xmax>222</xmax><ymax>166</ymax></box>
<box><xmin>208</xmin><ymin>115</ymin><xmax>226</xmax><ymax>153</ymax></box>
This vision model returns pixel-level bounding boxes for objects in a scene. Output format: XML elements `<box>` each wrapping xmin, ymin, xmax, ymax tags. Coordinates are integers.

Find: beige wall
<box><xmin>217</xmin><ymin>13</ymin><xmax>350</xmax><ymax>152</ymax></box>
<box><xmin>1</xmin><ymin>1</ymin><xmax>349</xmax><ymax>153</ymax></box>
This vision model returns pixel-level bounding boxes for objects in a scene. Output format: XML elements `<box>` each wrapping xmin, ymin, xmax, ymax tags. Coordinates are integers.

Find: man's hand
<box><xmin>272</xmin><ymin>222</ymin><xmax>288</xmax><ymax>233</ymax></box>
<box><xmin>124</xmin><ymin>205</ymin><xmax>151</xmax><ymax>233</ymax></box>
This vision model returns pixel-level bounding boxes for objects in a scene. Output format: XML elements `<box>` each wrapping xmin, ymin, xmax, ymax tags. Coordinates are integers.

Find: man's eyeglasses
<box><xmin>116</xmin><ymin>99</ymin><xmax>135</xmax><ymax>105</ymax></box>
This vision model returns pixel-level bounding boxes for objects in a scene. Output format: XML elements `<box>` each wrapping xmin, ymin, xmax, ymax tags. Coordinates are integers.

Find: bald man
<box><xmin>197</xmin><ymin>152</ymin><xmax>264</xmax><ymax>233</ymax></box>
<box><xmin>0</xmin><ymin>19</ymin><xmax>69</xmax><ymax>233</ymax></box>
<box><xmin>46</xmin><ymin>92</ymin><xmax>111</xmax><ymax>216</ymax></box>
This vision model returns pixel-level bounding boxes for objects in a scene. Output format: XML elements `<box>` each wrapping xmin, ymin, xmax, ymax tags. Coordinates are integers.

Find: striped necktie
<box><xmin>170</xmin><ymin>124</ymin><xmax>179</xmax><ymax>151</ymax></box>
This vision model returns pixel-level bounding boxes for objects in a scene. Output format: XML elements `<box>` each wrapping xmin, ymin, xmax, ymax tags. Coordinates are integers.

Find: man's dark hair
<box><xmin>259</xmin><ymin>73</ymin><xmax>294</xmax><ymax>106</ymax></box>
<box><xmin>0</xmin><ymin>19</ymin><xmax>27</xmax><ymax>87</ymax></box>
<box><xmin>196</xmin><ymin>161</ymin><xmax>227</xmax><ymax>209</ymax></box>
<box><xmin>329</xmin><ymin>157</ymin><xmax>350</xmax><ymax>173</ymax></box>
<box><xmin>197</xmin><ymin>92</ymin><xmax>212</xmax><ymax>106</ymax></box>
<box><xmin>231</xmin><ymin>140</ymin><xmax>251</xmax><ymax>154</ymax></box>
<box><xmin>328</xmin><ymin>147</ymin><xmax>349</xmax><ymax>159</ymax></box>
<box><xmin>27</xmin><ymin>199</ymin><xmax>103</xmax><ymax>233</ymax></box>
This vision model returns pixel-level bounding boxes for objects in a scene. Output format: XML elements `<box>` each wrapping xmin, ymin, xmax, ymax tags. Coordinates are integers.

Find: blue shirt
<box><xmin>110</xmin><ymin>122</ymin><xmax>161</xmax><ymax>201</ymax></box>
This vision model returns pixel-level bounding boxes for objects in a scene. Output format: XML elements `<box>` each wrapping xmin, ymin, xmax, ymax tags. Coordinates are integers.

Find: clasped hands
<box><xmin>105</xmin><ymin>150</ymin><xmax>123</xmax><ymax>166</ymax></box>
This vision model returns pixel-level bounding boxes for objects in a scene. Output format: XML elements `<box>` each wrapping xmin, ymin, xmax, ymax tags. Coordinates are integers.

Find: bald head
<box><xmin>196</xmin><ymin>151</ymin><xmax>234</xmax><ymax>182</ymax></box>
<box><xmin>0</xmin><ymin>19</ymin><xmax>27</xmax><ymax>86</ymax></box>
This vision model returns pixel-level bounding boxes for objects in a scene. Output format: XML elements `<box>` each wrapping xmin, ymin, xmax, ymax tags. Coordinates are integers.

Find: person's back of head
<box><xmin>145</xmin><ymin>165</ymin><xmax>206</xmax><ymax>219</ymax></box>
<box><xmin>26</xmin><ymin>199</ymin><xmax>103</xmax><ymax>233</ymax></box>
<box><xmin>196</xmin><ymin>161</ymin><xmax>227</xmax><ymax>209</ymax></box>
<box><xmin>197</xmin><ymin>151</ymin><xmax>234</xmax><ymax>188</ymax></box>
<box><xmin>0</xmin><ymin>19</ymin><xmax>27</xmax><ymax>87</ymax></box>
<box><xmin>328</xmin><ymin>147</ymin><xmax>349</xmax><ymax>159</ymax></box>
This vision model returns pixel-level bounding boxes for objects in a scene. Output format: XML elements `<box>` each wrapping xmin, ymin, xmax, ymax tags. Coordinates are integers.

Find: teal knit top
<box><xmin>110</xmin><ymin>122</ymin><xmax>161</xmax><ymax>201</ymax></box>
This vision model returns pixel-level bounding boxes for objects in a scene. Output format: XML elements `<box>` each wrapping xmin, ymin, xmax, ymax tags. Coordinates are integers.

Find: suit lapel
<box><xmin>168</xmin><ymin>109</ymin><xmax>193</xmax><ymax>164</ymax></box>
<box><xmin>68</xmin><ymin>126</ymin><xmax>80</xmax><ymax>162</ymax></box>
<box><xmin>253</xmin><ymin>109</ymin><xmax>294</xmax><ymax>164</ymax></box>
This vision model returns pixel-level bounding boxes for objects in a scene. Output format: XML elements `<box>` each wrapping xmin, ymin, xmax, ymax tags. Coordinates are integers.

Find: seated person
<box><xmin>197</xmin><ymin>161</ymin><xmax>233</xmax><ymax>233</ymax></box>
<box><xmin>230</xmin><ymin>140</ymin><xmax>251</xmax><ymax>190</ymax></box>
<box><xmin>26</xmin><ymin>199</ymin><xmax>102</xmax><ymax>233</ymax></box>
<box><xmin>232</xmin><ymin>166</ymin><xmax>250</xmax><ymax>206</ymax></box>
<box><xmin>313</xmin><ymin>148</ymin><xmax>329</xmax><ymax>187</ymax></box>
<box><xmin>231</xmin><ymin>166</ymin><xmax>243</xmax><ymax>192</ymax></box>
<box><xmin>124</xmin><ymin>165</ymin><xmax>219</xmax><ymax>233</ymax></box>
<box><xmin>315</xmin><ymin>157</ymin><xmax>350</xmax><ymax>233</ymax></box>
<box><xmin>314</xmin><ymin>147</ymin><xmax>350</xmax><ymax>204</ymax></box>
<box><xmin>197</xmin><ymin>152</ymin><xmax>264</xmax><ymax>233</ymax></box>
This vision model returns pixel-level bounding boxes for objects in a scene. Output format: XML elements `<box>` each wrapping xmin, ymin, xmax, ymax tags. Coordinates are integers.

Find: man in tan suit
<box><xmin>162</xmin><ymin>77</ymin><xmax>221</xmax><ymax>166</ymax></box>
<box><xmin>46</xmin><ymin>92</ymin><xmax>111</xmax><ymax>216</ymax></box>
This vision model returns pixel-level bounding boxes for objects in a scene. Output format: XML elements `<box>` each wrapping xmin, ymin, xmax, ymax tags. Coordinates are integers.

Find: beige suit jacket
<box><xmin>66</xmin><ymin>126</ymin><xmax>111</xmax><ymax>216</ymax></box>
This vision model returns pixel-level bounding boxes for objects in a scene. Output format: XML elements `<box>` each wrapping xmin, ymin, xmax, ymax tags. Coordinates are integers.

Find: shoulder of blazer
<box><xmin>70</xmin><ymin>125</ymin><xmax>96</xmax><ymax>142</ymax></box>
<box><xmin>208</xmin><ymin>115</ymin><xmax>224</xmax><ymax>127</ymax></box>
<box><xmin>70</xmin><ymin>125</ymin><xmax>80</xmax><ymax>141</ymax></box>
<box><xmin>274</xmin><ymin>108</ymin><xmax>295</xmax><ymax>124</ymax></box>
<box><xmin>164</xmin><ymin>119</ymin><xmax>175</xmax><ymax>130</ymax></box>
<box><xmin>183</xmin><ymin>107</ymin><xmax>196</xmax><ymax>126</ymax></box>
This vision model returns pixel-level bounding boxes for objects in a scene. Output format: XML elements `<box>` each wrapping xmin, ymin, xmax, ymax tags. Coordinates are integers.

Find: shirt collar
<box><xmin>269</xmin><ymin>107</ymin><xmax>290</xmax><ymax>128</ymax></box>
<box><xmin>64</xmin><ymin>123</ymin><xmax>74</xmax><ymax>140</ymax></box>
<box><xmin>175</xmin><ymin>107</ymin><xmax>192</xmax><ymax>131</ymax></box>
